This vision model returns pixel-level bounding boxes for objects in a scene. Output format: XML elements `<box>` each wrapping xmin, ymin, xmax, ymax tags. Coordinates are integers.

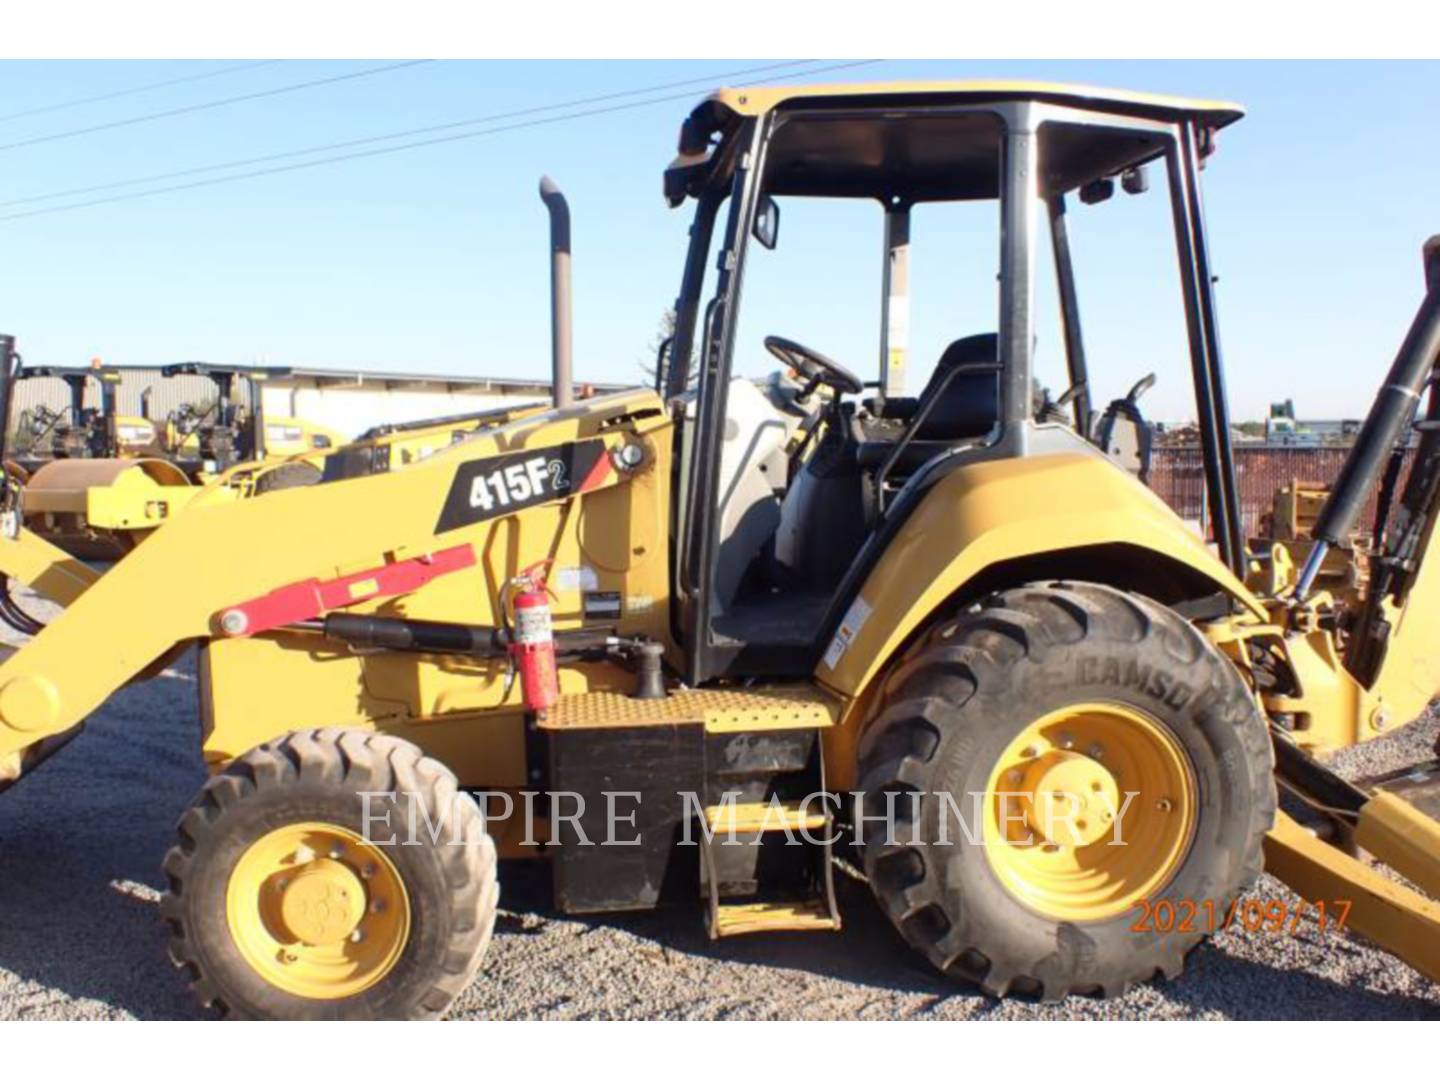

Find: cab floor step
<box><xmin>710</xmin><ymin>898</ymin><xmax>842</xmax><ymax>938</ymax></box>
<box><xmin>703</xmin><ymin>799</ymin><xmax>829</xmax><ymax>834</ymax></box>
<box><xmin>537</xmin><ymin>685</ymin><xmax>838</xmax><ymax>732</ymax></box>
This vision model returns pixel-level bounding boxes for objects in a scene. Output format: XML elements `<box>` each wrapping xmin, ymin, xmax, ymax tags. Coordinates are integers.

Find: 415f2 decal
<box><xmin>435</xmin><ymin>440</ymin><xmax>610</xmax><ymax>533</ymax></box>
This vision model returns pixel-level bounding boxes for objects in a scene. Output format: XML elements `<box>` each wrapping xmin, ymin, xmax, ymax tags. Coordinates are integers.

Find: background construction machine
<box><xmin>1</xmin><ymin>80</ymin><xmax>1439</xmax><ymax>1020</ymax></box>
<box><xmin>4</xmin><ymin>364</ymin><xmax>157</xmax><ymax>475</ymax></box>
<box><xmin>0</xmin><ymin>356</ymin><xmax>345</xmax><ymax>558</ymax></box>
<box><xmin>0</xmin><ymin>344</ymin><xmax>549</xmax><ymax>567</ymax></box>
<box><xmin>154</xmin><ymin>362</ymin><xmax>340</xmax><ymax>484</ymax></box>
<box><xmin>1256</xmin><ymin>479</ymin><xmax>1371</xmax><ymax>607</ymax></box>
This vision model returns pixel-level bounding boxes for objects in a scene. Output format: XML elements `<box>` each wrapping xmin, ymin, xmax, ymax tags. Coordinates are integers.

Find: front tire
<box><xmin>858</xmin><ymin>582</ymin><xmax>1274</xmax><ymax>1000</ymax></box>
<box><xmin>160</xmin><ymin>728</ymin><xmax>497</xmax><ymax>1019</ymax></box>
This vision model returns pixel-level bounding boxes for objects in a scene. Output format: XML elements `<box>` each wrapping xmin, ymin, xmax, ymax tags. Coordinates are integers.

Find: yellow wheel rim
<box><xmin>225</xmin><ymin>822</ymin><xmax>410</xmax><ymax>999</ymax></box>
<box><xmin>983</xmin><ymin>702</ymin><xmax>1197</xmax><ymax>922</ymax></box>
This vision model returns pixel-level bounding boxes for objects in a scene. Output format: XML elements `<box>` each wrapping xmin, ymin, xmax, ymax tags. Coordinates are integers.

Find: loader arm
<box><xmin>0</xmin><ymin>389</ymin><xmax>663</xmax><ymax>767</ymax></box>
<box><xmin>0</xmin><ymin>527</ymin><xmax>101</xmax><ymax>606</ymax></box>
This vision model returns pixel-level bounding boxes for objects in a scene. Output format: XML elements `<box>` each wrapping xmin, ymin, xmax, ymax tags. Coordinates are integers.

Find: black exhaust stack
<box><xmin>1297</xmin><ymin>237</ymin><xmax>1440</xmax><ymax>598</ymax></box>
<box><xmin>539</xmin><ymin>176</ymin><xmax>574</xmax><ymax>409</ymax></box>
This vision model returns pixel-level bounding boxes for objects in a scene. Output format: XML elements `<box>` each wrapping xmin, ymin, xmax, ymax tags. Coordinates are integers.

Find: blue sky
<box><xmin>0</xmin><ymin>59</ymin><xmax>1436</xmax><ymax>421</ymax></box>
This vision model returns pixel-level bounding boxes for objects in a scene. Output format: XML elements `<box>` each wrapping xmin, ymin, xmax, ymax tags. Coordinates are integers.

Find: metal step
<box><xmin>703</xmin><ymin>799</ymin><xmax>829</xmax><ymax>835</ymax></box>
<box><xmin>710</xmin><ymin>898</ymin><xmax>842</xmax><ymax>938</ymax></box>
<box><xmin>699</xmin><ymin>794</ymin><xmax>842</xmax><ymax>939</ymax></box>
<box><xmin>537</xmin><ymin>685</ymin><xmax>838</xmax><ymax>733</ymax></box>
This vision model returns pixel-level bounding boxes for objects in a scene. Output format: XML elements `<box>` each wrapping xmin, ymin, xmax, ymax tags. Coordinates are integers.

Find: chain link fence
<box><xmin>1151</xmin><ymin>445</ymin><xmax>1414</xmax><ymax>540</ymax></box>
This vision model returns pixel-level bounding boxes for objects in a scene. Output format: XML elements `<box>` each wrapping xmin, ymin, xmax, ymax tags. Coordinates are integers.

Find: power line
<box><xmin>0</xmin><ymin>60</ymin><xmax>817</xmax><ymax>209</ymax></box>
<box><xmin>0</xmin><ymin>60</ymin><xmax>433</xmax><ymax>154</ymax></box>
<box><xmin>0</xmin><ymin>61</ymin><xmax>283</xmax><ymax>125</ymax></box>
<box><xmin>0</xmin><ymin>60</ymin><xmax>883</xmax><ymax>224</ymax></box>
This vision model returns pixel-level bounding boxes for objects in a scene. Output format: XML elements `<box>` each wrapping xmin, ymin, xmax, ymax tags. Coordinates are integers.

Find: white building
<box><xmin>8</xmin><ymin>365</ymin><xmax>631</xmax><ymax>440</ymax></box>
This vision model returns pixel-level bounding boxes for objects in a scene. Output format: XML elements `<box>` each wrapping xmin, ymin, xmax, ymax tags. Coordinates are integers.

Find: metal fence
<box><xmin>1150</xmin><ymin>445</ymin><xmax>1413</xmax><ymax>540</ymax></box>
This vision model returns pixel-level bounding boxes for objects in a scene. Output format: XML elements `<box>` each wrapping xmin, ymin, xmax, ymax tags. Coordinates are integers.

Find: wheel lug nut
<box><xmin>1058</xmin><ymin>733</ymin><xmax>1074</xmax><ymax>750</ymax></box>
<box><xmin>351</xmin><ymin>929</ymin><xmax>366</xmax><ymax>943</ymax></box>
<box><xmin>329</xmin><ymin>845</ymin><xmax>345</xmax><ymax>859</ymax></box>
<box><xmin>1088</xmin><ymin>743</ymin><xmax>1103</xmax><ymax>759</ymax></box>
<box><xmin>361</xmin><ymin>863</ymin><xmax>377</xmax><ymax>879</ymax></box>
<box><xmin>370</xmin><ymin>900</ymin><xmax>386</xmax><ymax>914</ymax></box>
<box><xmin>1156</xmin><ymin>797</ymin><xmax>1173</xmax><ymax>812</ymax></box>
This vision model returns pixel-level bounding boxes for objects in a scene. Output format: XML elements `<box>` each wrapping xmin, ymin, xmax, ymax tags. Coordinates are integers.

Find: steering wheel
<box><xmin>764</xmin><ymin>335</ymin><xmax>864</xmax><ymax>400</ymax></box>
<box><xmin>171</xmin><ymin>402</ymin><xmax>209</xmax><ymax>438</ymax></box>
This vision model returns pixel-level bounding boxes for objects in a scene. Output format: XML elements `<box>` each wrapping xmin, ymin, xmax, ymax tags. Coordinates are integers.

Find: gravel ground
<box><xmin>1</xmin><ymin>598</ymin><xmax>1438</xmax><ymax>1020</ymax></box>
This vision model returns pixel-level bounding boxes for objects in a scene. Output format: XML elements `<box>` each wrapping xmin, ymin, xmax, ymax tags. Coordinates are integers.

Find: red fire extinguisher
<box><xmin>508</xmin><ymin>562</ymin><xmax>558</xmax><ymax>714</ymax></box>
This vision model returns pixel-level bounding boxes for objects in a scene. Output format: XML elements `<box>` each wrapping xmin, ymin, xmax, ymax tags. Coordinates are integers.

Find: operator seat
<box><xmin>857</xmin><ymin>333</ymin><xmax>999</xmax><ymax>474</ymax></box>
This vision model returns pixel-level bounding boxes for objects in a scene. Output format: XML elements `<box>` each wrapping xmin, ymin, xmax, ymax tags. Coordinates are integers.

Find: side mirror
<box><xmin>1079</xmin><ymin>178</ymin><xmax>1114</xmax><ymax>205</ymax></box>
<box><xmin>753</xmin><ymin>195</ymin><xmax>780</xmax><ymax>250</ymax></box>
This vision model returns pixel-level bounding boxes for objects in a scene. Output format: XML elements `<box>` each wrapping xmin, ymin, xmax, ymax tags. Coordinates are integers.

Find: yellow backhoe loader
<box><xmin>1</xmin><ymin>80</ymin><xmax>1439</xmax><ymax>1020</ymax></box>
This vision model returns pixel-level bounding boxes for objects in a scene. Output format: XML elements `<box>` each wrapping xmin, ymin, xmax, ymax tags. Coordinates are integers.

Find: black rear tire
<box><xmin>857</xmin><ymin>581</ymin><xmax>1274</xmax><ymax>1000</ymax></box>
<box><xmin>160</xmin><ymin>728</ymin><xmax>497</xmax><ymax>1020</ymax></box>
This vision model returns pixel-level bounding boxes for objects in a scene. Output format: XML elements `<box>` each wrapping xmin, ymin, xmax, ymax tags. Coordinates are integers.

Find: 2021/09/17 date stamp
<box><xmin>1129</xmin><ymin>897</ymin><xmax>1352</xmax><ymax>935</ymax></box>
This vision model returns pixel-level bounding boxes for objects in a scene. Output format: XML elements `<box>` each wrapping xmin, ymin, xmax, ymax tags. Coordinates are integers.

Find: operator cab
<box><xmin>7</xmin><ymin>365</ymin><xmax>128</xmax><ymax>464</ymax></box>
<box><xmin>160</xmin><ymin>362</ymin><xmax>272</xmax><ymax>472</ymax></box>
<box><xmin>658</xmin><ymin>82</ymin><xmax>1244</xmax><ymax>683</ymax></box>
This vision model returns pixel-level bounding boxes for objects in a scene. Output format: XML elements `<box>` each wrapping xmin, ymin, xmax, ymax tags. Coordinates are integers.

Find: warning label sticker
<box><xmin>823</xmin><ymin>595</ymin><xmax>873</xmax><ymax>670</ymax></box>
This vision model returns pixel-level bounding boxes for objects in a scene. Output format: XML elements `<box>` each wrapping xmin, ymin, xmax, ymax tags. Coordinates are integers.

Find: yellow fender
<box><xmin>817</xmin><ymin>453</ymin><xmax>1262</xmax><ymax>787</ymax></box>
<box><xmin>821</xmin><ymin>453</ymin><xmax>1262</xmax><ymax>698</ymax></box>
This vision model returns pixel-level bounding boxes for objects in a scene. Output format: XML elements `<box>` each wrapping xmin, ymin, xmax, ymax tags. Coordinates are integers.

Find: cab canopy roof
<box><xmin>666</xmin><ymin>79</ymin><xmax>1244</xmax><ymax>206</ymax></box>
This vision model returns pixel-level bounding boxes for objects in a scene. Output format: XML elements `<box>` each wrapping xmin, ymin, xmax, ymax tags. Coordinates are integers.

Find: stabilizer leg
<box><xmin>1265</xmin><ymin>810</ymin><xmax>1440</xmax><ymax>983</ymax></box>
